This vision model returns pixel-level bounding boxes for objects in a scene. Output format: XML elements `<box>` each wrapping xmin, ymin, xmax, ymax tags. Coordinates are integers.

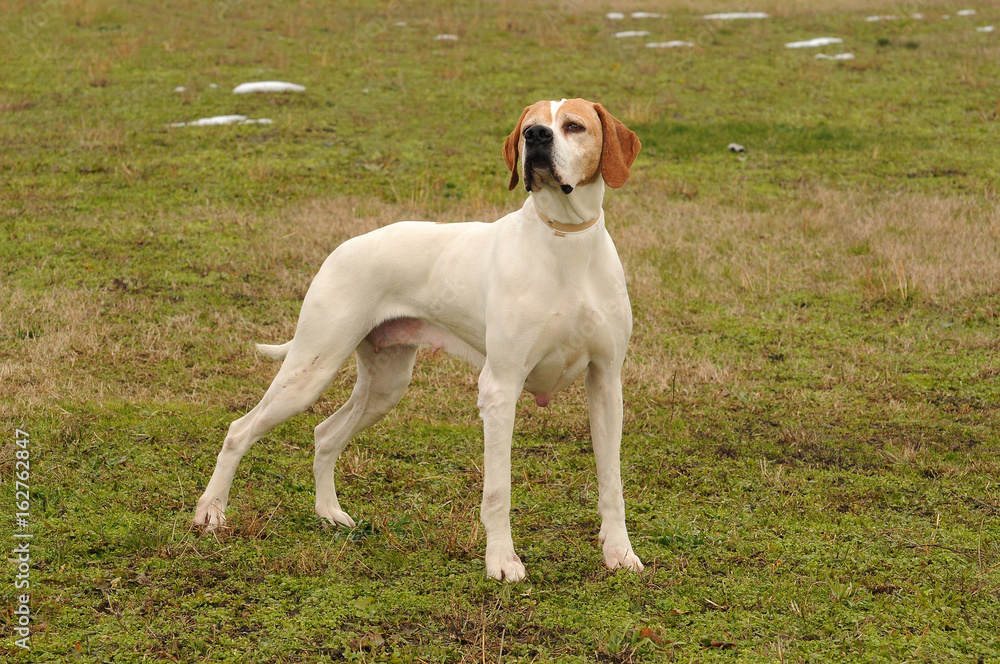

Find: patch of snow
<box><xmin>174</xmin><ymin>86</ymin><xmax>186</xmax><ymax>93</ymax></box>
<box><xmin>646</xmin><ymin>40</ymin><xmax>694</xmax><ymax>48</ymax></box>
<box><xmin>606</xmin><ymin>12</ymin><xmax>625</xmax><ymax>20</ymax></box>
<box><xmin>233</xmin><ymin>81</ymin><xmax>305</xmax><ymax>94</ymax></box>
<box><xmin>209</xmin><ymin>83</ymin><xmax>219</xmax><ymax>89</ymax></box>
<box><xmin>703</xmin><ymin>12</ymin><xmax>769</xmax><ymax>20</ymax></box>
<box><xmin>614</xmin><ymin>30</ymin><xmax>650</xmax><ymax>38</ymax></box>
<box><xmin>631</xmin><ymin>12</ymin><xmax>665</xmax><ymax>19</ymax></box>
<box><xmin>786</xmin><ymin>37</ymin><xmax>843</xmax><ymax>49</ymax></box>
<box><xmin>168</xmin><ymin>115</ymin><xmax>273</xmax><ymax>127</ymax></box>
<box><xmin>815</xmin><ymin>52</ymin><xmax>855</xmax><ymax>60</ymax></box>
<box><xmin>865</xmin><ymin>15</ymin><xmax>899</xmax><ymax>22</ymax></box>
<box><xmin>957</xmin><ymin>9</ymin><xmax>977</xmax><ymax>17</ymax></box>
<box><xmin>434</xmin><ymin>33</ymin><xmax>459</xmax><ymax>40</ymax></box>
<box><xmin>977</xmin><ymin>25</ymin><xmax>995</xmax><ymax>32</ymax></box>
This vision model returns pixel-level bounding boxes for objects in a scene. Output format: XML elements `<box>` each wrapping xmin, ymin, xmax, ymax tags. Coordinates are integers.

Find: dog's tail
<box><xmin>256</xmin><ymin>341</ymin><xmax>291</xmax><ymax>361</ymax></box>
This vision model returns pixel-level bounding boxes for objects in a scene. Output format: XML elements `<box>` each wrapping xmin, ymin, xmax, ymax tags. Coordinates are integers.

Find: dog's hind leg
<box><xmin>193</xmin><ymin>340</ymin><xmax>356</xmax><ymax>530</ymax></box>
<box><xmin>313</xmin><ymin>340</ymin><xmax>417</xmax><ymax>527</ymax></box>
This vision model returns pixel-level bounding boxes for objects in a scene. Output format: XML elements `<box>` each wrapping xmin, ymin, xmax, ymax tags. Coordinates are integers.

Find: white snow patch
<box><xmin>703</xmin><ymin>12</ymin><xmax>769</xmax><ymax>20</ymax></box>
<box><xmin>209</xmin><ymin>83</ymin><xmax>219</xmax><ymax>89</ymax></box>
<box><xmin>606</xmin><ymin>12</ymin><xmax>625</xmax><ymax>20</ymax></box>
<box><xmin>169</xmin><ymin>115</ymin><xmax>273</xmax><ymax>127</ymax></box>
<box><xmin>233</xmin><ymin>81</ymin><xmax>305</xmax><ymax>94</ymax></box>
<box><xmin>646</xmin><ymin>40</ymin><xmax>694</xmax><ymax>48</ymax></box>
<box><xmin>434</xmin><ymin>33</ymin><xmax>459</xmax><ymax>40</ymax></box>
<box><xmin>614</xmin><ymin>30</ymin><xmax>650</xmax><ymax>38</ymax></box>
<box><xmin>631</xmin><ymin>12</ymin><xmax>665</xmax><ymax>19</ymax></box>
<box><xmin>174</xmin><ymin>86</ymin><xmax>186</xmax><ymax>93</ymax></box>
<box><xmin>786</xmin><ymin>37</ymin><xmax>843</xmax><ymax>49</ymax></box>
<box><xmin>978</xmin><ymin>25</ymin><xmax>995</xmax><ymax>32</ymax></box>
<box><xmin>957</xmin><ymin>9</ymin><xmax>977</xmax><ymax>17</ymax></box>
<box><xmin>815</xmin><ymin>52</ymin><xmax>855</xmax><ymax>60</ymax></box>
<box><xmin>865</xmin><ymin>15</ymin><xmax>899</xmax><ymax>22</ymax></box>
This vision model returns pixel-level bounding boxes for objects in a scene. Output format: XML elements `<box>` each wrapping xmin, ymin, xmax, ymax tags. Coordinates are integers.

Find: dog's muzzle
<box><xmin>523</xmin><ymin>125</ymin><xmax>574</xmax><ymax>194</ymax></box>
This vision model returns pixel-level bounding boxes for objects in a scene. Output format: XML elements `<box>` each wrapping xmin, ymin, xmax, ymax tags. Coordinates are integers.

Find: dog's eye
<box><xmin>565</xmin><ymin>122</ymin><xmax>585</xmax><ymax>133</ymax></box>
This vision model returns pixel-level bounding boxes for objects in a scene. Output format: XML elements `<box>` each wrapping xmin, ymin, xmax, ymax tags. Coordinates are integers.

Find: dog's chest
<box><xmin>520</xmin><ymin>292</ymin><xmax>629</xmax><ymax>400</ymax></box>
<box><xmin>523</xmin><ymin>342</ymin><xmax>590</xmax><ymax>401</ymax></box>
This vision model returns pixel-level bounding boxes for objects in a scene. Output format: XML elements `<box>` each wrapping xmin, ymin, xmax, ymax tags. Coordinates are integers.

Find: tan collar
<box><xmin>532</xmin><ymin>202</ymin><xmax>602</xmax><ymax>237</ymax></box>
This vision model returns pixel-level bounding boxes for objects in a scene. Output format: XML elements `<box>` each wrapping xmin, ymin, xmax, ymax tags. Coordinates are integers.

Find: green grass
<box><xmin>2</xmin><ymin>1</ymin><xmax>1000</xmax><ymax>661</ymax></box>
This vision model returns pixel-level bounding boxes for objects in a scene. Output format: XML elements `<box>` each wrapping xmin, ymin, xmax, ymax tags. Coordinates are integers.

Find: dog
<box><xmin>194</xmin><ymin>98</ymin><xmax>644</xmax><ymax>581</ymax></box>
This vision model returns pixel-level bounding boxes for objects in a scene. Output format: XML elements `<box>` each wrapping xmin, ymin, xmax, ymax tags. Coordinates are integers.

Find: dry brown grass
<box><xmin>612</xmin><ymin>185</ymin><xmax>1000</xmax><ymax>303</ymax></box>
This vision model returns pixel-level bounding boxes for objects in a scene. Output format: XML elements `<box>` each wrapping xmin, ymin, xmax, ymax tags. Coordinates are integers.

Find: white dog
<box><xmin>194</xmin><ymin>98</ymin><xmax>644</xmax><ymax>581</ymax></box>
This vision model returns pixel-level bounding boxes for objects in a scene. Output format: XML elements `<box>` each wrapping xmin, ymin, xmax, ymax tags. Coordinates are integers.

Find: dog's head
<box><xmin>502</xmin><ymin>99</ymin><xmax>640</xmax><ymax>193</ymax></box>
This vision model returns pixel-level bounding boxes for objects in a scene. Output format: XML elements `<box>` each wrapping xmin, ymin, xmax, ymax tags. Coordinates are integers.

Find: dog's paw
<box><xmin>317</xmin><ymin>507</ymin><xmax>356</xmax><ymax>529</ymax></box>
<box><xmin>603</xmin><ymin>545</ymin><xmax>644</xmax><ymax>573</ymax></box>
<box><xmin>485</xmin><ymin>547</ymin><xmax>526</xmax><ymax>583</ymax></box>
<box><xmin>193</xmin><ymin>499</ymin><xmax>227</xmax><ymax>532</ymax></box>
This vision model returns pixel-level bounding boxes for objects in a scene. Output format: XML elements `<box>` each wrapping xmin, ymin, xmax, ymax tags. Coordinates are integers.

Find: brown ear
<box><xmin>594</xmin><ymin>103</ymin><xmax>641</xmax><ymax>188</ymax></box>
<box><xmin>503</xmin><ymin>105</ymin><xmax>531</xmax><ymax>191</ymax></box>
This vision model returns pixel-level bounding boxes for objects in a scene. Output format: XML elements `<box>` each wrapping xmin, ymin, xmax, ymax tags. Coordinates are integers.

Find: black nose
<box><xmin>524</xmin><ymin>124</ymin><xmax>553</xmax><ymax>144</ymax></box>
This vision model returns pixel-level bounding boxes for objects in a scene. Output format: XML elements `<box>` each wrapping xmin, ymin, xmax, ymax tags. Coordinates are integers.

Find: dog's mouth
<box><xmin>523</xmin><ymin>153</ymin><xmax>574</xmax><ymax>195</ymax></box>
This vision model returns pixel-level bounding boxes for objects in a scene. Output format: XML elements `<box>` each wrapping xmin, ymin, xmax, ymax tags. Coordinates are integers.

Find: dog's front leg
<box><xmin>477</xmin><ymin>363</ymin><xmax>527</xmax><ymax>582</ymax></box>
<box><xmin>585</xmin><ymin>362</ymin><xmax>644</xmax><ymax>573</ymax></box>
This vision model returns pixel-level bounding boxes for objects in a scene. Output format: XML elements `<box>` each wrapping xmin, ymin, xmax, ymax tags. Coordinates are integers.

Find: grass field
<box><xmin>2</xmin><ymin>0</ymin><xmax>1000</xmax><ymax>661</ymax></box>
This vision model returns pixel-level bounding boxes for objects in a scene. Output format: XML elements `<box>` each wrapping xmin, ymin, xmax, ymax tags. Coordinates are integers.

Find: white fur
<box><xmin>193</xmin><ymin>101</ymin><xmax>643</xmax><ymax>582</ymax></box>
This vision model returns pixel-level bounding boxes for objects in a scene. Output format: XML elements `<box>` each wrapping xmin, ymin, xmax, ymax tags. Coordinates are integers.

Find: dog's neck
<box><xmin>529</xmin><ymin>179</ymin><xmax>605</xmax><ymax>227</ymax></box>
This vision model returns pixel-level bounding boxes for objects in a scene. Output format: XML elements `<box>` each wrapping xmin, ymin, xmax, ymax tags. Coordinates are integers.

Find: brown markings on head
<box><xmin>592</xmin><ymin>102</ymin><xmax>641</xmax><ymax>188</ymax></box>
<box><xmin>502</xmin><ymin>99</ymin><xmax>640</xmax><ymax>191</ymax></box>
<box><xmin>557</xmin><ymin>98</ymin><xmax>604</xmax><ymax>186</ymax></box>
